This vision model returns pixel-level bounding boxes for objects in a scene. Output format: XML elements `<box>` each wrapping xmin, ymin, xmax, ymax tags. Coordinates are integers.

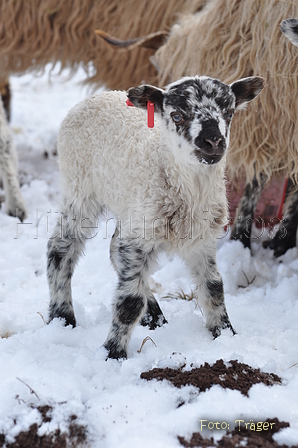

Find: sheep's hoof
<box><xmin>262</xmin><ymin>236</ymin><xmax>296</xmax><ymax>258</ymax></box>
<box><xmin>140</xmin><ymin>311</ymin><xmax>167</xmax><ymax>330</ymax></box>
<box><xmin>104</xmin><ymin>340</ymin><xmax>127</xmax><ymax>360</ymax></box>
<box><xmin>230</xmin><ymin>231</ymin><xmax>251</xmax><ymax>250</ymax></box>
<box><xmin>48</xmin><ymin>305</ymin><xmax>76</xmax><ymax>328</ymax></box>
<box><xmin>8</xmin><ymin>205</ymin><xmax>27</xmax><ymax>222</ymax></box>
<box><xmin>140</xmin><ymin>298</ymin><xmax>167</xmax><ymax>329</ymax></box>
<box><xmin>210</xmin><ymin>319</ymin><xmax>236</xmax><ymax>339</ymax></box>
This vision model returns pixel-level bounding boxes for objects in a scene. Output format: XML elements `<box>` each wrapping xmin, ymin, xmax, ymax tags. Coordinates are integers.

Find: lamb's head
<box><xmin>127</xmin><ymin>75</ymin><xmax>264</xmax><ymax>166</ymax></box>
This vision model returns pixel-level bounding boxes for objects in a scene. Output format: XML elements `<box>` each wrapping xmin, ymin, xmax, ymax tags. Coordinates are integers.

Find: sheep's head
<box><xmin>127</xmin><ymin>75</ymin><xmax>264</xmax><ymax>166</ymax></box>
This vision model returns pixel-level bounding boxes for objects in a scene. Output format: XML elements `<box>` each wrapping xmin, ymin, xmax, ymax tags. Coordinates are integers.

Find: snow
<box><xmin>0</xmin><ymin>65</ymin><xmax>298</xmax><ymax>447</ymax></box>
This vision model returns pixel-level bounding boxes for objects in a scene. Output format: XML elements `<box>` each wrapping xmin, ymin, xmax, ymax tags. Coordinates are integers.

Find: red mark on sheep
<box><xmin>126</xmin><ymin>98</ymin><xmax>154</xmax><ymax>128</ymax></box>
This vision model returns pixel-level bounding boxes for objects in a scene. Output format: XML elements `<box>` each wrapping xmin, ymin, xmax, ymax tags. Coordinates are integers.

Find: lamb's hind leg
<box><xmin>105</xmin><ymin>236</ymin><xmax>160</xmax><ymax>359</ymax></box>
<box><xmin>185</xmin><ymin>242</ymin><xmax>235</xmax><ymax>338</ymax></box>
<box><xmin>230</xmin><ymin>174</ymin><xmax>267</xmax><ymax>249</ymax></box>
<box><xmin>47</xmin><ymin>197</ymin><xmax>101</xmax><ymax>327</ymax></box>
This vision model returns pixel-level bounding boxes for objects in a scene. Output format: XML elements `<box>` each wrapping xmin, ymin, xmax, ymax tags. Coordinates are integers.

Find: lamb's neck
<box><xmin>161</xmin><ymin>141</ymin><xmax>225</xmax><ymax>204</ymax></box>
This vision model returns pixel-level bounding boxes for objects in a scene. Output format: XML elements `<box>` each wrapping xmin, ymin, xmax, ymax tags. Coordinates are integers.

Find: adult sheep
<box><xmin>97</xmin><ymin>0</ymin><xmax>298</xmax><ymax>257</ymax></box>
<box><xmin>47</xmin><ymin>74</ymin><xmax>264</xmax><ymax>359</ymax></box>
<box><xmin>0</xmin><ymin>0</ymin><xmax>206</xmax><ymax>91</ymax></box>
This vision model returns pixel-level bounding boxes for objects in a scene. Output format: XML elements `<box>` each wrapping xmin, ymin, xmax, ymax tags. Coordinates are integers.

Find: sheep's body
<box><xmin>47</xmin><ymin>75</ymin><xmax>263</xmax><ymax>359</ymax></box>
<box><xmin>0</xmin><ymin>96</ymin><xmax>26</xmax><ymax>221</ymax></box>
<box><xmin>0</xmin><ymin>0</ymin><xmax>206</xmax><ymax>90</ymax></box>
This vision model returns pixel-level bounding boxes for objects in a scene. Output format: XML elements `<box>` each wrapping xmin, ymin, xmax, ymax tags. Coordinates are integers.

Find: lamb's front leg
<box><xmin>104</xmin><ymin>237</ymin><xmax>161</xmax><ymax>359</ymax></box>
<box><xmin>185</xmin><ymin>243</ymin><xmax>235</xmax><ymax>338</ymax></box>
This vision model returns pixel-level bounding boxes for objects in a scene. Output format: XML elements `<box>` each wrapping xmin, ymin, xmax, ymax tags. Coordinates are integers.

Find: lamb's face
<box><xmin>127</xmin><ymin>75</ymin><xmax>265</xmax><ymax>166</ymax></box>
<box><xmin>163</xmin><ymin>76</ymin><xmax>235</xmax><ymax>165</ymax></box>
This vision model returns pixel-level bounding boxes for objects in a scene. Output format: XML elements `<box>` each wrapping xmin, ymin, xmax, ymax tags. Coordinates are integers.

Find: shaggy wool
<box><xmin>154</xmin><ymin>0</ymin><xmax>298</xmax><ymax>182</ymax></box>
<box><xmin>0</xmin><ymin>0</ymin><xmax>206</xmax><ymax>90</ymax></box>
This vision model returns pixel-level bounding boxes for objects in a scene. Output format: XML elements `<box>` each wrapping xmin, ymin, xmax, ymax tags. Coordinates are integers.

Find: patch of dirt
<box><xmin>0</xmin><ymin>405</ymin><xmax>88</xmax><ymax>448</ymax></box>
<box><xmin>178</xmin><ymin>418</ymin><xmax>297</xmax><ymax>447</ymax></box>
<box><xmin>140</xmin><ymin>359</ymin><xmax>282</xmax><ymax>396</ymax></box>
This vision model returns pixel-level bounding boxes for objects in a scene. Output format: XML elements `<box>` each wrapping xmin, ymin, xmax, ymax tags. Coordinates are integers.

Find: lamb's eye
<box><xmin>171</xmin><ymin>112</ymin><xmax>183</xmax><ymax>125</ymax></box>
<box><xmin>226</xmin><ymin>110</ymin><xmax>234</xmax><ymax>122</ymax></box>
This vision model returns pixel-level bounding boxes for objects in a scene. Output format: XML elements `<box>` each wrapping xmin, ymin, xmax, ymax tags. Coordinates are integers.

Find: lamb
<box><xmin>97</xmin><ymin>0</ymin><xmax>298</xmax><ymax>257</ymax></box>
<box><xmin>0</xmin><ymin>95</ymin><xmax>26</xmax><ymax>221</ymax></box>
<box><xmin>47</xmin><ymin>74</ymin><xmax>264</xmax><ymax>359</ymax></box>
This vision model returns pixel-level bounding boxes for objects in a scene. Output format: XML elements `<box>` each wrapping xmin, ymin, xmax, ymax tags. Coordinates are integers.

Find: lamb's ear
<box><xmin>280</xmin><ymin>19</ymin><xmax>298</xmax><ymax>48</ymax></box>
<box><xmin>127</xmin><ymin>85</ymin><xmax>165</xmax><ymax>112</ymax></box>
<box><xmin>230</xmin><ymin>76</ymin><xmax>265</xmax><ymax>110</ymax></box>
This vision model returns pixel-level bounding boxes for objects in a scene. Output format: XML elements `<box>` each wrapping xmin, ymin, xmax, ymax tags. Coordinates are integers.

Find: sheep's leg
<box><xmin>185</xmin><ymin>243</ymin><xmax>235</xmax><ymax>338</ymax></box>
<box><xmin>0</xmin><ymin>130</ymin><xmax>26</xmax><ymax>221</ymax></box>
<box><xmin>47</xmin><ymin>198</ymin><xmax>101</xmax><ymax>327</ymax></box>
<box><xmin>230</xmin><ymin>174</ymin><xmax>267</xmax><ymax>249</ymax></box>
<box><xmin>263</xmin><ymin>178</ymin><xmax>298</xmax><ymax>257</ymax></box>
<box><xmin>105</xmin><ymin>237</ymin><xmax>160</xmax><ymax>359</ymax></box>
<box><xmin>0</xmin><ymin>78</ymin><xmax>11</xmax><ymax>121</ymax></box>
<box><xmin>109</xmin><ymin>229</ymin><xmax>167</xmax><ymax>330</ymax></box>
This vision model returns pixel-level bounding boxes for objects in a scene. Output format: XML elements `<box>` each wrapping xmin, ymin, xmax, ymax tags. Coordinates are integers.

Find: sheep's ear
<box><xmin>127</xmin><ymin>85</ymin><xmax>164</xmax><ymax>112</ymax></box>
<box><xmin>230</xmin><ymin>76</ymin><xmax>265</xmax><ymax>110</ymax></box>
<box><xmin>280</xmin><ymin>19</ymin><xmax>298</xmax><ymax>47</ymax></box>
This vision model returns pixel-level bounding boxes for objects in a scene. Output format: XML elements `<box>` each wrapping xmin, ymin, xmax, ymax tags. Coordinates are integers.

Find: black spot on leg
<box><xmin>116</xmin><ymin>294</ymin><xmax>145</xmax><ymax>325</ymax></box>
<box><xmin>47</xmin><ymin>249</ymin><xmax>63</xmax><ymax>270</ymax></box>
<box><xmin>118</xmin><ymin>270</ymin><xmax>140</xmax><ymax>283</ymax></box>
<box><xmin>206</xmin><ymin>279</ymin><xmax>224</xmax><ymax>298</ymax></box>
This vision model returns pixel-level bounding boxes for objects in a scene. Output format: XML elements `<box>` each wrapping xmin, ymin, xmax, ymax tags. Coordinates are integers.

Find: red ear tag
<box><xmin>126</xmin><ymin>99</ymin><xmax>134</xmax><ymax>107</ymax></box>
<box><xmin>147</xmin><ymin>102</ymin><xmax>154</xmax><ymax>128</ymax></box>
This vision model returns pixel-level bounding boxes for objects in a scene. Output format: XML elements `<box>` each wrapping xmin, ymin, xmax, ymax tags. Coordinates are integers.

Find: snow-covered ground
<box><xmin>0</xmin><ymin>66</ymin><xmax>298</xmax><ymax>447</ymax></box>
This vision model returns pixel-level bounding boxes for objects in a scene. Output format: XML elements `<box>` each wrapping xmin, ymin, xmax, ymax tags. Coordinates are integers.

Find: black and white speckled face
<box><xmin>162</xmin><ymin>76</ymin><xmax>235</xmax><ymax>165</ymax></box>
<box><xmin>127</xmin><ymin>74</ymin><xmax>264</xmax><ymax>166</ymax></box>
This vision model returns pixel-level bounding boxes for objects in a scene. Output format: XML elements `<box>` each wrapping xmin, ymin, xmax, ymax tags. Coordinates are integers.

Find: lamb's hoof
<box><xmin>140</xmin><ymin>312</ymin><xmax>168</xmax><ymax>330</ymax></box>
<box><xmin>140</xmin><ymin>298</ymin><xmax>167</xmax><ymax>329</ymax></box>
<box><xmin>210</xmin><ymin>319</ymin><xmax>236</xmax><ymax>339</ymax></box>
<box><xmin>8</xmin><ymin>204</ymin><xmax>27</xmax><ymax>222</ymax></box>
<box><xmin>104</xmin><ymin>340</ymin><xmax>127</xmax><ymax>360</ymax></box>
<box><xmin>48</xmin><ymin>305</ymin><xmax>76</xmax><ymax>327</ymax></box>
<box><xmin>262</xmin><ymin>236</ymin><xmax>296</xmax><ymax>258</ymax></box>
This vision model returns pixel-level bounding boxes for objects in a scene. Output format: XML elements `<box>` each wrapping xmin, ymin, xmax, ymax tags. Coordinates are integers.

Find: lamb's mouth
<box><xmin>194</xmin><ymin>150</ymin><xmax>224</xmax><ymax>165</ymax></box>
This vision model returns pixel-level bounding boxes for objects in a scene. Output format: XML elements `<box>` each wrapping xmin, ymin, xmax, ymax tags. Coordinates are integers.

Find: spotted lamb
<box><xmin>47</xmin><ymin>75</ymin><xmax>264</xmax><ymax>359</ymax></box>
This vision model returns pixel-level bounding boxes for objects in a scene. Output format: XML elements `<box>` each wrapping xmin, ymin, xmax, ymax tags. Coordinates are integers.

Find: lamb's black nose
<box><xmin>205</xmin><ymin>136</ymin><xmax>222</xmax><ymax>148</ymax></box>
